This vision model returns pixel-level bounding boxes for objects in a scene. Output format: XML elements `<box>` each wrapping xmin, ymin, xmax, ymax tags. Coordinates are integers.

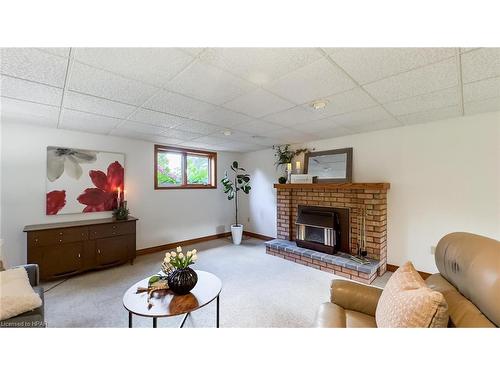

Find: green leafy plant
<box><xmin>113</xmin><ymin>206</ymin><xmax>129</xmax><ymax>220</ymax></box>
<box><xmin>272</xmin><ymin>144</ymin><xmax>309</xmax><ymax>169</ymax></box>
<box><xmin>221</xmin><ymin>161</ymin><xmax>251</xmax><ymax>226</ymax></box>
<box><xmin>278</xmin><ymin>176</ymin><xmax>287</xmax><ymax>184</ymax></box>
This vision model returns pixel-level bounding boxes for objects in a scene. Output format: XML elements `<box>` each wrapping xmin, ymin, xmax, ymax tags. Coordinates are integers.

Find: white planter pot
<box><xmin>231</xmin><ymin>224</ymin><xmax>244</xmax><ymax>245</ymax></box>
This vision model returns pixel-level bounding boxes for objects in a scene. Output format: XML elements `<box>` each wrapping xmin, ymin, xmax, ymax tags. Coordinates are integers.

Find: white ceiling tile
<box><xmin>59</xmin><ymin>109</ymin><xmax>121</xmax><ymax>134</ymax></box>
<box><xmin>0</xmin><ymin>97</ymin><xmax>59</xmax><ymax>128</ymax></box>
<box><xmin>264</xmin><ymin>127</ymin><xmax>315</xmax><ymax>143</ymax></box>
<box><xmin>464</xmin><ymin>97</ymin><xmax>500</xmax><ymax>116</ymax></box>
<box><xmin>222</xmin><ymin>88</ymin><xmax>294</xmax><ymax>117</ymax></box>
<box><xmin>229</xmin><ymin>119</ymin><xmax>284</xmax><ymax>134</ymax></box>
<box><xmin>171</xmin><ymin>118</ymin><xmax>223</xmax><ymax>135</ymax></box>
<box><xmin>211</xmin><ymin>141</ymin><xmax>262</xmax><ymax>152</ymax></box>
<box><xmin>193</xmin><ymin>106</ymin><xmax>253</xmax><ymax>127</ymax></box>
<box><xmin>263</xmin><ymin>106</ymin><xmax>326</xmax><ymax>126</ymax></box>
<box><xmin>308</xmin><ymin>125</ymin><xmax>355</xmax><ymax>139</ymax></box>
<box><xmin>192</xmin><ymin>135</ymin><xmax>228</xmax><ymax>145</ymax></box>
<box><xmin>344</xmin><ymin>117</ymin><xmax>402</xmax><ymax>133</ymax></box>
<box><xmin>167</xmin><ymin>61</ymin><xmax>257</xmax><ymax>105</ymax></box>
<box><xmin>384</xmin><ymin>87</ymin><xmax>460</xmax><ymax>116</ymax></box>
<box><xmin>289</xmin><ymin>117</ymin><xmax>341</xmax><ymax>132</ymax></box>
<box><xmin>363</xmin><ymin>58</ymin><xmax>458</xmax><ymax>103</ymax></box>
<box><xmin>143</xmin><ymin>89</ymin><xmax>217</xmax><ymax>118</ymax></box>
<box><xmin>397</xmin><ymin>105</ymin><xmax>462</xmax><ymax>126</ymax></box>
<box><xmin>463</xmin><ymin>76</ymin><xmax>500</xmax><ymax>103</ymax></box>
<box><xmin>307</xmin><ymin>87</ymin><xmax>377</xmax><ymax>117</ymax></box>
<box><xmin>63</xmin><ymin>91</ymin><xmax>136</xmax><ymax>119</ymax></box>
<box><xmin>129</xmin><ymin>108</ymin><xmax>185</xmax><ymax>128</ymax></box>
<box><xmin>264</xmin><ymin>58</ymin><xmax>356</xmax><ymax>104</ymax></box>
<box><xmin>245</xmin><ymin>134</ymin><xmax>281</xmax><ymax>147</ymax></box>
<box><xmin>199</xmin><ymin>48</ymin><xmax>323</xmax><ymax>85</ymax></box>
<box><xmin>161</xmin><ymin>128</ymin><xmax>202</xmax><ymax>141</ymax></box>
<box><xmin>68</xmin><ymin>62</ymin><xmax>158</xmax><ymax>105</ymax></box>
<box><xmin>73</xmin><ymin>48</ymin><xmax>193</xmax><ymax>87</ymax></box>
<box><xmin>110</xmin><ymin>123</ymin><xmax>152</xmax><ymax>138</ymax></box>
<box><xmin>461</xmin><ymin>48</ymin><xmax>500</xmax><ymax>83</ymax></box>
<box><xmin>326</xmin><ymin>48</ymin><xmax>455</xmax><ymax>84</ymax></box>
<box><xmin>1</xmin><ymin>75</ymin><xmax>62</xmax><ymax>106</ymax></box>
<box><xmin>330</xmin><ymin>106</ymin><xmax>394</xmax><ymax>127</ymax></box>
<box><xmin>0</xmin><ymin>48</ymin><xmax>68</xmax><ymax>87</ymax></box>
<box><xmin>178</xmin><ymin>141</ymin><xmax>218</xmax><ymax>150</ymax></box>
<box><xmin>139</xmin><ymin>134</ymin><xmax>185</xmax><ymax>145</ymax></box>
<box><xmin>119</xmin><ymin>119</ymin><xmax>166</xmax><ymax>135</ymax></box>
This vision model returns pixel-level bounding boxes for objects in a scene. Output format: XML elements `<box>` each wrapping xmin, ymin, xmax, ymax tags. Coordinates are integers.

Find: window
<box><xmin>155</xmin><ymin>145</ymin><xmax>217</xmax><ymax>189</ymax></box>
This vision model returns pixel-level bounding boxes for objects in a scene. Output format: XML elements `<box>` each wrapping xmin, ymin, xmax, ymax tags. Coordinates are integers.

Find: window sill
<box><xmin>155</xmin><ymin>185</ymin><xmax>217</xmax><ymax>190</ymax></box>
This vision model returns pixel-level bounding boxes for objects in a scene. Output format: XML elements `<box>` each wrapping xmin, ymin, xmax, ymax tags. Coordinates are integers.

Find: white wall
<box><xmin>1</xmin><ymin>123</ymin><xmax>240</xmax><ymax>267</ymax></box>
<box><xmin>241</xmin><ymin>112</ymin><xmax>500</xmax><ymax>273</ymax></box>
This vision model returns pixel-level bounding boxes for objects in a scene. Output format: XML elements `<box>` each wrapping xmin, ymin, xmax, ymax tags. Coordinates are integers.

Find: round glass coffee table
<box><xmin>123</xmin><ymin>270</ymin><xmax>222</xmax><ymax>328</ymax></box>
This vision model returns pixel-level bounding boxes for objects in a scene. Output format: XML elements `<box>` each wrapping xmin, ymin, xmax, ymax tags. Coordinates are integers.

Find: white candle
<box><xmin>296</xmin><ymin>161</ymin><xmax>301</xmax><ymax>170</ymax></box>
<box><xmin>287</xmin><ymin>163</ymin><xmax>292</xmax><ymax>171</ymax></box>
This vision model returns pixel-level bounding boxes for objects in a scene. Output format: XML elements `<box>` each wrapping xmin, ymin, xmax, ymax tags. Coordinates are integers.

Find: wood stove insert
<box><xmin>295</xmin><ymin>205</ymin><xmax>349</xmax><ymax>255</ymax></box>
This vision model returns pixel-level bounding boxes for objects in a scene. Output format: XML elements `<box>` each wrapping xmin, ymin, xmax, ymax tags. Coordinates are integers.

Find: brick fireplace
<box><xmin>266</xmin><ymin>183</ymin><xmax>390</xmax><ymax>284</ymax></box>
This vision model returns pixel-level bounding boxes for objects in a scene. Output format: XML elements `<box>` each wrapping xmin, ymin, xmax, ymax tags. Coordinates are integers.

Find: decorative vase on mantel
<box><xmin>167</xmin><ymin>267</ymin><xmax>198</xmax><ymax>295</ymax></box>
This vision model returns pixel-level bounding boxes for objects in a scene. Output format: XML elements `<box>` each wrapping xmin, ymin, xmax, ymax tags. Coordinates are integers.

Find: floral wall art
<box><xmin>46</xmin><ymin>147</ymin><xmax>125</xmax><ymax>215</ymax></box>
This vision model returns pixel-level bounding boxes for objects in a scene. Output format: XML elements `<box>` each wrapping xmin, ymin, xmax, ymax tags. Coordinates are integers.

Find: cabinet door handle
<box><xmin>59</xmin><ymin>232</ymin><xmax>63</xmax><ymax>235</ymax></box>
<box><xmin>59</xmin><ymin>239</ymin><xmax>62</xmax><ymax>242</ymax></box>
<box><xmin>78</xmin><ymin>253</ymin><xmax>81</xmax><ymax>258</ymax></box>
<box><xmin>97</xmin><ymin>249</ymin><xmax>101</xmax><ymax>254</ymax></box>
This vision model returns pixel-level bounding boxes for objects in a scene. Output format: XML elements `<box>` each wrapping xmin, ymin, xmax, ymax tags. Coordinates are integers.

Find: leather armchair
<box><xmin>0</xmin><ymin>264</ymin><xmax>46</xmax><ymax>328</ymax></box>
<box><xmin>314</xmin><ymin>232</ymin><xmax>499</xmax><ymax>328</ymax></box>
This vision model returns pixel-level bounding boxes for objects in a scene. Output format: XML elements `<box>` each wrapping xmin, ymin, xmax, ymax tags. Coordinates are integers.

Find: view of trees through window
<box><xmin>156</xmin><ymin>147</ymin><xmax>213</xmax><ymax>188</ymax></box>
<box><xmin>187</xmin><ymin>155</ymin><xmax>209</xmax><ymax>184</ymax></box>
<box><xmin>157</xmin><ymin>152</ymin><xmax>182</xmax><ymax>185</ymax></box>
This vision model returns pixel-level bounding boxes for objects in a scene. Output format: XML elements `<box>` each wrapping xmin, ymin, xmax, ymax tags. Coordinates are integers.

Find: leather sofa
<box><xmin>0</xmin><ymin>264</ymin><xmax>45</xmax><ymax>328</ymax></box>
<box><xmin>314</xmin><ymin>232</ymin><xmax>499</xmax><ymax>328</ymax></box>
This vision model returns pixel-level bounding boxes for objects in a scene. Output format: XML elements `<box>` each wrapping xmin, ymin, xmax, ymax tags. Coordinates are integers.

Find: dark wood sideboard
<box><xmin>24</xmin><ymin>217</ymin><xmax>138</xmax><ymax>281</ymax></box>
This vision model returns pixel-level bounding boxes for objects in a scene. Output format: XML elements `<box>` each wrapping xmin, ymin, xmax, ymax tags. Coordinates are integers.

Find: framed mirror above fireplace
<box><xmin>304</xmin><ymin>147</ymin><xmax>353</xmax><ymax>183</ymax></box>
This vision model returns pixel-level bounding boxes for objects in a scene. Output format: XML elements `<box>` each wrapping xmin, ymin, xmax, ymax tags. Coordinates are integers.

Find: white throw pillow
<box><xmin>0</xmin><ymin>267</ymin><xmax>42</xmax><ymax>320</ymax></box>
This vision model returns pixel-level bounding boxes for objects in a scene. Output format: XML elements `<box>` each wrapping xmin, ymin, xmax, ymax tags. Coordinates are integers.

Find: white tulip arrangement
<box><xmin>162</xmin><ymin>246</ymin><xmax>198</xmax><ymax>272</ymax></box>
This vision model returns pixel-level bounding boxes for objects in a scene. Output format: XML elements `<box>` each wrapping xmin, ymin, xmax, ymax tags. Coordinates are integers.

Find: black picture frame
<box><xmin>303</xmin><ymin>147</ymin><xmax>353</xmax><ymax>183</ymax></box>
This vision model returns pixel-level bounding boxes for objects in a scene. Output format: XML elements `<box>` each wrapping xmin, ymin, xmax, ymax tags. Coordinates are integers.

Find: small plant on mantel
<box><xmin>272</xmin><ymin>144</ymin><xmax>309</xmax><ymax>171</ymax></box>
<box><xmin>221</xmin><ymin>161</ymin><xmax>251</xmax><ymax>245</ymax></box>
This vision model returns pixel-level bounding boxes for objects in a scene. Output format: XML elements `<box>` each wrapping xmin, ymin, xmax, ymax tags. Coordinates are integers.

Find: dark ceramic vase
<box><xmin>167</xmin><ymin>268</ymin><xmax>198</xmax><ymax>295</ymax></box>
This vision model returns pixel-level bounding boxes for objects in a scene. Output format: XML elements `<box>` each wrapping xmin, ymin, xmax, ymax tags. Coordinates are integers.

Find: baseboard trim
<box><xmin>387</xmin><ymin>263</ymin><xmax>432</xmax><ymax>280</ymax></box>
<box><xmin>137</xmin><ymin>232</ymin><xmax>231</xmax><ymax>256</ymax></box>
<box><xmin>243</xmin><ymin>231</ymin><xmax>274</xmax><ymax>241</ymax></box>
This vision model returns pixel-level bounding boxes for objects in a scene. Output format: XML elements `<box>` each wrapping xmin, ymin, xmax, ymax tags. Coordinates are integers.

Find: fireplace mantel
<box><xmin>274</xmin><ymin>182</ymin><xmax>390</xmax><ymax>190</ymax></box>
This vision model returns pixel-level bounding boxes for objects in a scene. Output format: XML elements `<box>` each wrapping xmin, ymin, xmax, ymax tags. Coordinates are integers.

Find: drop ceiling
<box><xmin>1</xmin><ymin>47</ymin><xmax>499</xmax><ymax>152</ymax></box>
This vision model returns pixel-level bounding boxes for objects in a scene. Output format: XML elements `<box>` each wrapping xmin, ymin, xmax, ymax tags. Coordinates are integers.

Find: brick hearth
<box><xmin>271</xmin><ymin>183</ymin><xmax>390</xmax><ymax>283</ymax></box>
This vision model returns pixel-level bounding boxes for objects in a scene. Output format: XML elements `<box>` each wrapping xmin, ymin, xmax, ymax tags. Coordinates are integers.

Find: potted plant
<box><xmin>272</xmin><ymin>144</ymin><xmax>309</xmax><ymax>180</ymax></box>
<box><xmin>221</xmin><ymin>161</ymin><xmax>251</xmax><ymax>245</ymax></box>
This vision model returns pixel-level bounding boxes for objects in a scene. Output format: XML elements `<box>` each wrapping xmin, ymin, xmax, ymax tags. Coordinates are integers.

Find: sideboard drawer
<box><xmin>28</xmin><ymin>227</ymin><xmax>89</xmax><ymax>247</ymax></box>
<box><xmin>89</xmin><ymin>221</ymin><xmax>136</xmax><ymax>239</ymax></box>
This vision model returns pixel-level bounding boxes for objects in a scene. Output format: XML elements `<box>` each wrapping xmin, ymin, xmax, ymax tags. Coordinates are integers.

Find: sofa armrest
<box><xmin>330</xmin><ymin>279</ymin><xmax>382</xmax><ymax>317</ymax></box>
<box><xmin>17</xmin><ymin>264</ymin><xmax>40</xmax><ymax>287</ymax></box>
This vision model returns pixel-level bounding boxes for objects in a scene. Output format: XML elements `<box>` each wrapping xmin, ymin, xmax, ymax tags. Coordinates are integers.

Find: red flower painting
<box><xmin>77</xmin><ymin>161</ymin><xmax>124</xmax><ymax>213</ymax></box>
<box><xmin>46</xmin><ymin>190</ymin><xmax>66</xmax><ymax>215</ymax></box>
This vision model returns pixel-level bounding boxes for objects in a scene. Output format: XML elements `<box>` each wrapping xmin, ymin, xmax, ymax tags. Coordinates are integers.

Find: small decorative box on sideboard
<box><xmin>24</xmin><ymin>217</ymin><xmax>138</xmax><ymax>281</ymax></box>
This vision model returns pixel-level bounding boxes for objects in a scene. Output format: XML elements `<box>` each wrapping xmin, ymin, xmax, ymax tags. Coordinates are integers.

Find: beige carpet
<box><xmin>42</xmin><ymin>237</ymin><xmax>391</xmax><ymax>328</ymax></box>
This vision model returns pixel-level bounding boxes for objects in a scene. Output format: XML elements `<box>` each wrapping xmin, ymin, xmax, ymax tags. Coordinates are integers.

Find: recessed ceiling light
<box><xmin>223</xmin><ymin>130</ymin><xmax>232</xmax><ymax>136</ymax></box>
<box><xmin>310</xmin><ymin>100</ymin><xmax>329</xmax><ymax>110</ymax></box>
